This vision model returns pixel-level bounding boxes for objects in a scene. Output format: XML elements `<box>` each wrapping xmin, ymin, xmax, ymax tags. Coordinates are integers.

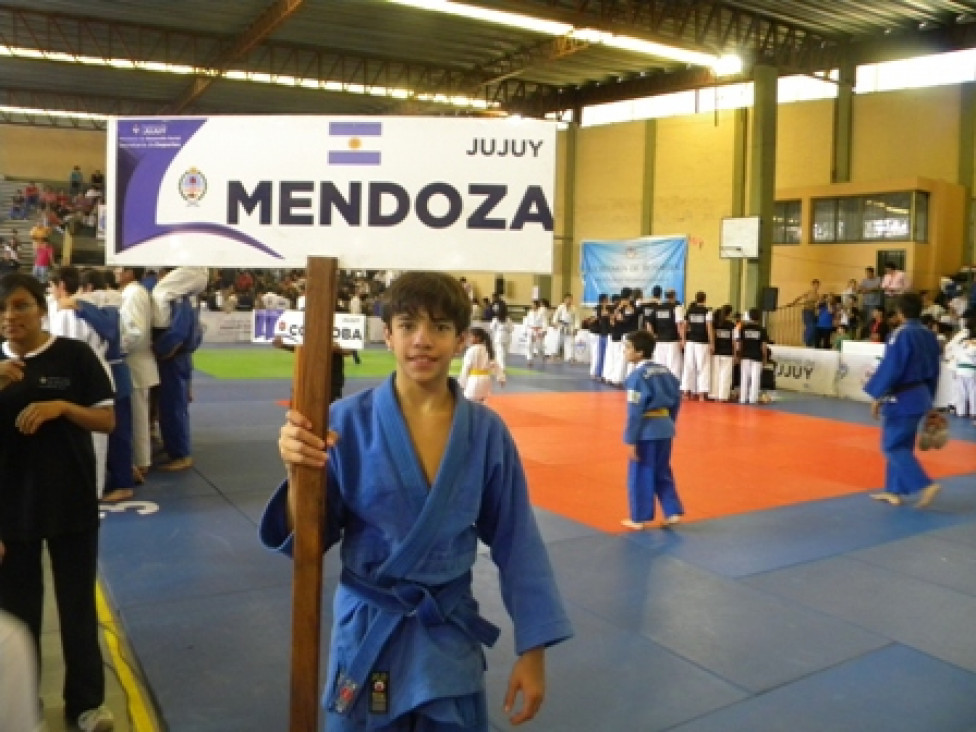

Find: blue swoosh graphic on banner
<box><xmin>116</xmin><ymin>118</ymin><xmax>282</xmax><ymax>258</ymax></box>
<box><xmin>581</xmin><ymin>237</ymin><xmax>687</xmax><ymax>306</ymax></box>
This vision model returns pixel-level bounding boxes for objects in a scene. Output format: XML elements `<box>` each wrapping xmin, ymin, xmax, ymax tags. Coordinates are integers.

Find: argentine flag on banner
<box><xmin>581</xmin><ymin>236</ymin><xmax>687</xmax><ymax>306</ymax></box>
<box><xmin>328</xmin><ymin>121</ymin><xmax>382</xmax><ymax>165</ymax></box>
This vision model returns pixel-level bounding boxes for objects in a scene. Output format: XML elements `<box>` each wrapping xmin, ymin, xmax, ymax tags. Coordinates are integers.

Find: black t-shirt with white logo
<box><xmin>739</xmin><ymin>322</ymin><xmax>770</xmax><ymax>361</ymax></box>
<box><xmin>0</xmin><ymin>337</ymin><xmax>114</xmax><ymax>541</ymax></box>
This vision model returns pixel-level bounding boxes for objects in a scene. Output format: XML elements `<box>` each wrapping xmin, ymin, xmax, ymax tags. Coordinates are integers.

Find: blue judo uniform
<box><xmin>152</xmin><ymin>296</ymin><xmax>201</xmax><ymax>461</ymax></box>
<box><xmin>863</xmin><ymin>319</ymin><xmax>941</xmax><ymax>498</ymax></box>
<box><xmin>74</xmin><ymin>300</ymin><xmax>134</xmax><ymax>494</ymax></box>
<box><xmin>623</xmin><ymin>360</ymin><xmax>683</xmax><ymax>522</ymax></box>
<box><xmin>260</xmin><ymin>375</ymin><xmax>573</xmax><ymax>730</ymax></box>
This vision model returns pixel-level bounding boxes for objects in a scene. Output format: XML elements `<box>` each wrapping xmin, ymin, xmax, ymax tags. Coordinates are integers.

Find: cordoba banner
<box><xmin>580</xmin><ymin>236</ymin><xmax>687</xmax><ymax>306</ymax></box>
<box><xmin>106</xmin><ymin>116</ymin><xmax>556</xmax><ymax>272</ymax></box>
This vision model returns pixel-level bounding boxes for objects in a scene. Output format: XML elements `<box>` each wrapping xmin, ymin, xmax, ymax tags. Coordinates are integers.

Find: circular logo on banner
<box><xmin>179</xmin><ymin>168</ymin><xmax>208</xmax><ymax>204</ymax></box>
<box><xmin>276</xmin><ymin>310</ymin><xmax>305</xmax><ymax>346</ymax></box>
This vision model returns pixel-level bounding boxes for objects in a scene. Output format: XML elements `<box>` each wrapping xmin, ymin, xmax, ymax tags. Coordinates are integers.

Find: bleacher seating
<box><xmin>1</xmin><ymin>175</ymin><xmax>105</xmax><ymax>267</ymax></box>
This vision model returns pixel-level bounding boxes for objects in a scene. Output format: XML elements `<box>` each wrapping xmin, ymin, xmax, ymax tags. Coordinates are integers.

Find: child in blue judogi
<box><xmin>863</xmin><ymin>292</ymin><xmax>942</xmax><ymax>508</ymax></box>
<box><xmin>260</xmin><ymin>272</ymin><xmax>572</xmax><ymax>731</ymax></box>
<box><xmin>620</xmin><ymin>329</ymin><xmax>684</xmax><ymax>530</ymax></box>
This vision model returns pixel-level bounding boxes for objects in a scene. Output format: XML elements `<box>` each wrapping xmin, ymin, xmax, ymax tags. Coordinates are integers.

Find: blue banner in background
<box><xmin>581</xmin><ymin>236</ymin><xmax>687</xmax><ymax>306</ymax></box>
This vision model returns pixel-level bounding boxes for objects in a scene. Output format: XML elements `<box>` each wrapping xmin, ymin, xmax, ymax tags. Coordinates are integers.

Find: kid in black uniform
<box><xmin>737</xmin><ymin>307</ymin><xmax>770</xmax><ymax>405</ymax></box>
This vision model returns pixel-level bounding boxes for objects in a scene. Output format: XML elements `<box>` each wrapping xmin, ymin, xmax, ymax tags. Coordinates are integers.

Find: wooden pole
<box><xmin>289</xmin><ymin>256</ymin><xmax>337</xmax><ymax>731</ymax></box>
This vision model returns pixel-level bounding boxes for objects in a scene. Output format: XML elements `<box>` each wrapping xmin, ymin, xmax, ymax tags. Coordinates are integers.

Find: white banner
<box><xmin>836</xmin><ymin>341</ymin><xmax>882</xmax><ymax>403</ymax></box>
<box><xmin>770</xmin><ymin>345</ymin><xmax>839</xmax><ymax>396</ymax></box>
<box><xmin>774</xmin><ymin>341</ymin><xmax>954</xmax><ymax>407</ymax></box>
<box><xmin>106</xmin><ymin>116</ymin><xmax>556</xmax><ymax>272</ymax></box>
<box><xmin>200</xmin><ymin>310</ymin><xmax>254</xmax><ymax>343</ymax></box>
<box><xmin>258</xmin><ymin>311</ymin><xmax>366</xmax><ymax>351</ymax></box>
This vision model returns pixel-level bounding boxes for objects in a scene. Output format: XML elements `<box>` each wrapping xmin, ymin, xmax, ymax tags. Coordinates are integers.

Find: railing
<box><xmin>766</xmin><ymin>304</ymin><xmax>805</xmax><ymax>346</ymax></box>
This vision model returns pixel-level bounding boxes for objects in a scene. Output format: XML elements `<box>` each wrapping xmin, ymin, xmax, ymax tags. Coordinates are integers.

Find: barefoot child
<box><xmin>261</xmin><ymin>271</ymin><xmax>572</xmax><ymax>729</ymax></box>
<box><xmin>620</xmin><ymin>329</ymin><xmax>684</xmax><ymax>530</ymax></box>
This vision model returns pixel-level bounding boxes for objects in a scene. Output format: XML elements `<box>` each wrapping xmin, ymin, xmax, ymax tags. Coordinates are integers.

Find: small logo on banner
<box><xmin>131</xmin><ymin>123</ymin><xmax>166</xmax><ymax>135</ymax></box>
<box><xmin>179</xmin><ymin>168</ymin><xmax>208</xmax><ymax>204</ymax></box>
<box><xmin>328</xmin><ymin>121</ymin><xmax>382</xmax><ymax>165</ymax></box>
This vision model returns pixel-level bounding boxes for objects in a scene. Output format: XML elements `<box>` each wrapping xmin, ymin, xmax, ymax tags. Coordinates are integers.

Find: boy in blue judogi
<box><xmin>260</xmin><ymin>272</ymin><xmax>572</xmax><ymax>730</ymax></box>
<box><xmin>863</xmin><ymin>292</ymin><xmax>942</xmax><ymax>508</ymax></box>
<box><xmin>621</xmin><ymin>329</ymin><xmax>684</xmax><ymax>530</ymax></box>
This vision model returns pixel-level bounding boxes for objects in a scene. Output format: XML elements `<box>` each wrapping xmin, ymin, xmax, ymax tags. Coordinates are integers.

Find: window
<box><xmin>812</xmin><ymin>199</ymin><xmax>837</xmax><ymax>242</ymax></box>
<box><xmin>913</xmin><ymin>192</ymin><xmax>929</xmax><ymax>242</ymax></box>
<box><xmin>810</xmin><ymin>191</ymin><xmax>928</xmax><ymax>243</ymax></box>
<box><xmin>863</xmin><ymin>192</ymin><xmax>911</xmax><ymax>240</ymax></box>
<box><xmin>772</xmin><ymin>200</ymin><xmax>801</xmax><ymax>244</ymax></box>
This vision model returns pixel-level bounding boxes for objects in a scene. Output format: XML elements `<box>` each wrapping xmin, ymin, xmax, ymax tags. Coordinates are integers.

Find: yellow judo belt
<box><xmin>469</xmin><ymin>369</ymin><xmax>492</xmax><ymax>375</ymax></box>
<box><xmin>643</xmin><ymin>408</ymin><xmax>668</xmax><ymax>417</ymax></box>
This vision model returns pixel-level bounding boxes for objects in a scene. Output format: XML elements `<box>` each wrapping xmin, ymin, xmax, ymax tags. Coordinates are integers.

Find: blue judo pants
<box><xmin>881</xmin><ymin>413</ymin><xmax>932</xmax><ymax>497</ymax></box>
<box><xmin>627</xmin><ymin>438</ymin><xmax>683</xmax><ymax>522</ymax></box>
<box><xmin>106</xmin><ymin>394</ymin><xmax>135</xmax><ymax>491</ymax></box>
<box><xmin>158</xmin><ymin>353</ymin><xmax>192</xmax><ymax>460</ymax></box>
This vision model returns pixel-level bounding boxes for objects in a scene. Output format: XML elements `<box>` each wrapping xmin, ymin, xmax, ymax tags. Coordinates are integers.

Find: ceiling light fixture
<box><xmin>0</xmin><ymin>42</ymin><xmax>496</xmax><ymax>111</ymax></box>
<box><xmin>390</xmin><ymin>0</ymin><xmax>572</xmax><ymax>35</ymax></box>
<box><xmin>0</xmin><ymin>104</ymin><xmax>108</xmax><ymax>121</ymax></box>
<box><xmin>391</xmin><ymin>1</ymin><xmax>741</xmax><ymax>73</ymax></box>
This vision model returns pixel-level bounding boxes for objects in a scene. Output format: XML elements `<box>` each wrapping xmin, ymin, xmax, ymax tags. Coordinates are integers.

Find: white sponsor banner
<box><xmin>836</xmin><ymin>340</ymin><xmax>882</xmax><ymax>403</ymax></box>
<box><xmin>106</xmin><ymin>116</ymin><xmax>555</xmax><ymax>272</ymax></box>
<box><xmin>770</xmin><ymin>345</ymin><xmax>838</xmax><ymax>396</ymax></box>
<box><xmin>200</xmin><ymin>310</ymin><xmax>254</xmax><ymax>343</ymax></box>
<box><xmin>257</xmin><ymin>311</ymin><xmax>366</xmax><ymax>351</ymax></box>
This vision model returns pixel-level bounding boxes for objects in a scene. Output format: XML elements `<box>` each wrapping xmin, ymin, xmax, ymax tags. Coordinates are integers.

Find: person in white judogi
<box><xmin>551</xmin><ymin>293</ymin><xmax>578</xmax><ymax>362</ymax></box>
<box><xmin>117</xmin><ymin>266</ymin><xmax>159</xmax><ymax>476</ymax></box>
<box><xmin>489</xmin><ymin>305</ymin><xmax>515</xmax><ymax>381</ymax></box>
<box><xmin>523</xmin><ymin>299</ymin><xmax>547</xmax><ymax>365</ymax></box>
<box><xmin>458</xmin><ymin>327</ymin><xmax>502</xmax><ymax>402</ymax></box>
<box><xmin>945</xmin><ymin>316</ymin><xmax>976</xmax><ymax>419</ymax></box>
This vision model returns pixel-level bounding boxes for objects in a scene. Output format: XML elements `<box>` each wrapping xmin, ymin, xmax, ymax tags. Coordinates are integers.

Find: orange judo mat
<box><xmin>488</xmin><ymin>393</ymin><xmax>976</xmax><ymax>534</ymax></box>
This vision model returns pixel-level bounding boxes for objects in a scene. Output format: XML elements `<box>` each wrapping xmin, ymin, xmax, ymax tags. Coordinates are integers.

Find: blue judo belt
<box><xmin>329</xmin><ymin>568</ymin><xmax>500</xmax><ymax>715</ymax></box>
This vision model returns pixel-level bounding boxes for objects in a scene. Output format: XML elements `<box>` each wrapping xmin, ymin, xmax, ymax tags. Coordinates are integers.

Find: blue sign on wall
<box><xmin>581</xmin><ymin>236</ymin><xmax>687</xmax><ymax>306</ymax></box>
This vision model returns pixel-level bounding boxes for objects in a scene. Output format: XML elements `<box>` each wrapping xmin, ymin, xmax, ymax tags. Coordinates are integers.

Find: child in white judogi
<box><xmin>946</xmin><ymin>316</ymin><xmax>976</xmax><ymax>418</ymax></box>
<box><xmin>490</xmin><ymin>309</ymin><xmax>514</xmax><ymax>382</ymax></box>
<box><xmin>458</xmin><ymin>327</ymin><xmax>503</xmax><ymax>402</ymax></box>
<box><xmin>523</xmin><ymin>300</ymin><xmax>547</xmax><ymax>366</ymax></box>
<box><xmin>551</xmin><ymin>294</ymin><xmax>578</xmax><ymax>362</ymax></box>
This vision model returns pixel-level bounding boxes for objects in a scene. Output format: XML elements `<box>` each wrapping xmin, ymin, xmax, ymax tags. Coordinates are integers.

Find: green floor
<box><xmin>192</xmin><ymin>346</ymin><xmax>535</xmax><ymax>380</ymax></box>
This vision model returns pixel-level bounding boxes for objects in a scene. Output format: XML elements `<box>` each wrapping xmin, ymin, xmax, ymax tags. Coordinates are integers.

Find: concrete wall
<box><xmin>852</xmin><ymin>86</ymin><xmax>960</xmax><ymax>183</ymax></box>
<box><xmin>0</xmin><ymin>125</ymin><xmax>107</xmax><ymax>187</ymax></box>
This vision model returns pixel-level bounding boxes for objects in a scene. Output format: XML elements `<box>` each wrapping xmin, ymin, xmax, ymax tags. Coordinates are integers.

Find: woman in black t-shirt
<box><xmin>0</xmin><ymin>273</ymin><xmax>116</xmax><ymax>730</ymax></box>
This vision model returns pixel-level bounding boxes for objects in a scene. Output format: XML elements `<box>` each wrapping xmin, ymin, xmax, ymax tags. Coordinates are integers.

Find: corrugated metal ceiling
<box><xmin>1</xmin><ymin>0</ymin><xmax>976</xmax><ymax>128</ymax></box>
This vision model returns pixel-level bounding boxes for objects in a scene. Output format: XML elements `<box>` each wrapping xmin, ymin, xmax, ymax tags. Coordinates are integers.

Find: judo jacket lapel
<box><xmin>329</xmin><ymin>377</ymin><xmax>500</xmax><ymax>717</ymax></box>
<box><xmin>373</xmin><ymin>375</ymin><xmax>471</xmax><ymax>584</ymax></box>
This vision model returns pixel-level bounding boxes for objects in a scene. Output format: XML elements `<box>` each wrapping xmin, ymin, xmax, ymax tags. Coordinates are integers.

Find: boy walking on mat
<box><xmin>260</xmin><ymin>271</ymin><xmax>572</xmax><ymax>730</ymax></box>
<box><xmin>621</xmin><ymin>329</ymin><xmax>684</xmax><ymax>530</ymax></box>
